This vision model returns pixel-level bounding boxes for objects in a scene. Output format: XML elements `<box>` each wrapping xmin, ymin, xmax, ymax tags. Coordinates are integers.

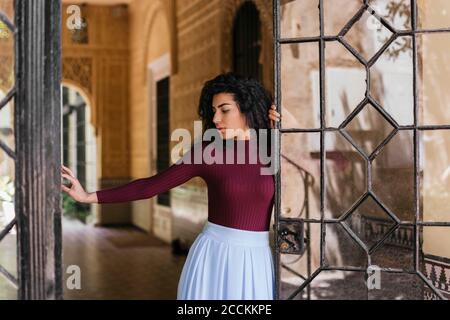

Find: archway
<box><xmin>232</xmin><ymin>1</ymin><xmax>262</xmax><ymax>81</ymax></box>
<box><xmin>61</xmin><ymin>84</ymin><xmax>98</xmax><ymax>224</ymax></box>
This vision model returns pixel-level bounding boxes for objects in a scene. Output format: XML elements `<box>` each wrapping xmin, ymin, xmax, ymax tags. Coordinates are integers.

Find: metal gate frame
<box><xmin>273</xmin><ymin>0</ymin><xmax>450</xmax><ymax>300</ymax></box>
<box><xmin>0</xmin><ymin>0</ymin><xmax>62</xmax><ymax>300</ymax></box>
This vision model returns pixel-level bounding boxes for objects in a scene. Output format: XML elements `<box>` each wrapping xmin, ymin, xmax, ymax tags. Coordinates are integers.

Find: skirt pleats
<box><xmin>177</xmin><ymin>221</ymin><xmax>275</xmax><ymax>300</ymax></box>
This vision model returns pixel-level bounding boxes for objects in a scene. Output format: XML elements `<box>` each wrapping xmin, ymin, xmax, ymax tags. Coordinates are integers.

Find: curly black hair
<box><xmin>197</xmin><ymin>72</ymin><xmax>273</xmax><ymax>146</ymax></box>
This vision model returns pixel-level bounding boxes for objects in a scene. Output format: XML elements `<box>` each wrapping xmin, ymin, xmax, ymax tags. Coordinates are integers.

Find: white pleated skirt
<box><xmin>177</xmin><ymin>221</ymin><xmax>275</xmax><ymax>300</ymax></box>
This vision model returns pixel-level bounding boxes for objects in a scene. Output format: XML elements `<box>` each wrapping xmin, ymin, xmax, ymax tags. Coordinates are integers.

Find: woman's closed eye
<box><xmin>213</xmin><ymin>109</ymin><xmax>229</xmax><ymax>113</ymax></box>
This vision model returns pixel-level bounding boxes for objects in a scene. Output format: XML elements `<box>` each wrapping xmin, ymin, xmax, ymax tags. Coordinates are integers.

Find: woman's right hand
<box><xmin>61</xmin><ymin>165</ymin><xmax>97</xmax><ymax>203</ymax></box>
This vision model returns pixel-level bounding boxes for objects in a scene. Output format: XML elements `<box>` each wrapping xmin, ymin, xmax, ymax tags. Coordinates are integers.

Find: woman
<box><xmin>61</xmin><ymin>73</ymin><xmax>281</xmax><ymax>299</ymax></box>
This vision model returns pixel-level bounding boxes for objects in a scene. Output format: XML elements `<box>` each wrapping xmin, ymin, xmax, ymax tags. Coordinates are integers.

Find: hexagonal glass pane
<box><xmin>325</xmin><ymin>41</ymin><xmax>366</xmax><ymax>128</ymax></box>
<box><xmin>369</xmin><ymin>0</ymin><xmax>412</xmax><ymax>31</ymax></box>
<box><xmin>418</xmin><ymin>0</ymin><xmax>450</xmax><ymax>30</ymax></box>
<box><xmin>370</xmin><ymin>225</ymin><xmax>414</xmax><ymax>270</ymax></box>
<box><xmin>342</xmin><ymin>195</ymin><xmax>397</xmax><ymax>250</ymax></box>
<box><xmin>325</xmin><ymin>131</ymin><xmax>366</xmax><ymax>219</ymax></box>
<box><xmin>280</xmin><ymin>0</ymin><xmax>319</xmax><ymax>39</ymax></box>
<box><xmin>343</xmin><ymin>103</ymin><xmax>395</xmax><ymax>157</ymax></box>
<box><xmin>417</xmin><ymin>33</ymin><xmax>450</xmax><ymax>126</ymax></box>
<box><xmin>281</xmin><ymin>132</ymin><xmax>320</xmax><ymax>219</ymax></box>
<box><xmin>420</xmin><ymin>226</ymin><xmax>450</xmax><ymax>300</ymax></box>
<box><xmin>372</xmin><ymin>130</ymin><xmax>414</xmax><ymax>222</ymax></box>
<box><xmin>325</xmin><ymin>223</ymin><xmax>367</xmax><ymax>268</ymax></box>
<box><xmin>343</xmin><ymin>9</ymin><xmax>393</xmax><ymax>62</ymax></box>
<box><xmin>421</xmin><ymin>130</ymin><xmax>450</xmax><ymax>223</ymax></box>
<box><xmin>370</xmin><ymin>36</ymin><xmax>413</xmax><ymax>125</ymax></box>
<box><xmin>280</xmin><ymin>43</ymin><xmax>320</xmax><ymax>129</ymax></box>
<box><xmin>323</xmin><ymin>0</ymin><xmax>363</xmax><ymax>36</ymax></box>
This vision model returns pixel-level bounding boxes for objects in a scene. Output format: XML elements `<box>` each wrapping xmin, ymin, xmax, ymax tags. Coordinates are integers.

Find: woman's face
<box><xmin>212</xmin><ymin>93</ymin><xmax>249</xmax><ymax>140</ymax></box>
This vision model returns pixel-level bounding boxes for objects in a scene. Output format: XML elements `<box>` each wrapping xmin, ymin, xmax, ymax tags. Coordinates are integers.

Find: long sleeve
<box><xmin>96</xmin><ymin>145</ymin><xmax>202</xmax><ymax>203</ymax></box>
<box><xmin>95</xmin><ymin>138</ymin><xmax>276</xmax><ymax>231</ymax></box>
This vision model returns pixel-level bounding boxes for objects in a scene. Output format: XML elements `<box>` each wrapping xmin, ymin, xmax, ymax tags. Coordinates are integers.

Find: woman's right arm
<box><xmin>61</xmin><ymin>165</ymin><xmax>98</xmax><ymax>203</ymax></box>
<box><xmin>61</xmin><ymin>144</ymin><xmax>202</xmax><ymax>204</ymax></box>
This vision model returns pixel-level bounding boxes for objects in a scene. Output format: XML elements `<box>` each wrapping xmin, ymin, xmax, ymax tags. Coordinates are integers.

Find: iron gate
<box><xmin>274</xmin><ymin>0</ymin><xmax>450</xmax><ymax>300</ymax></box>
<box><xmin>0</xmin><ymin>0</ymin><xmax>62</xmax><ymax>299</ymax></box>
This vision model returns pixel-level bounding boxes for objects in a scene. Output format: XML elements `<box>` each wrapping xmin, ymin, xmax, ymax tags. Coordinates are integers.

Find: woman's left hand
<box><xmin>269</xmin><ymin>104</ymin><xmax>281</xmax><ymax>128</ymax></box>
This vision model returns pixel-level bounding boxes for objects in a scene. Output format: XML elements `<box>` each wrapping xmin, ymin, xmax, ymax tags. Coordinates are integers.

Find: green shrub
<box><xmin>62</xmin><ymin>193</ymin><xmax>91</xmax><ymax>223</ymax></box>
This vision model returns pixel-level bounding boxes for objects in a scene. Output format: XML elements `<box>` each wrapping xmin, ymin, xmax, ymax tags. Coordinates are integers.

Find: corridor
<box><xmin>62</xmin><ymin>218</ymin><xmax>186</xmax><ymax>299</ymax></box>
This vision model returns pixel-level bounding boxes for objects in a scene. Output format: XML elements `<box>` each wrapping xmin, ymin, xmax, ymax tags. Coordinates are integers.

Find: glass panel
<box><xmin>342</xmin><ymin>194</ymin><xmax>396</xmax><ymax>251</ymax></box>
<box><xmin>343</xmin><ymin>9</ymin><xmax>393</xmax><ymax>62</ymax></box>
<box><xmin>370</xmin><ymin>36</ymin><xmax>413</xmax><ymax>125</ymax></box>
<box><xmin>325</xmin><ymin>41</ymin><xmax>366</xmax><ymax>128</ymax></box>
<box><xmin>0</xmin><ymin>143</ymin><xmax>15</xmax><ymax>232</ymax></box>
<box><xmin>0</xmin><ymin>9</ymin><xmax>14</xmax><ymax>96</ymax></box>
<box><xmin>370</xmin><ymin>225</ymin><xmax>414</xmax><ymax>270</ymax></box>
<box><xmin>372</xmin><ymin>130</ymin><xmax>414</xmax><ymax>221</ymax></box>
<box><xmin>325</xmin><ymin>223</ymin><xmax>367</xmax><ymax>268</ymax></box>
<box><xmin>0</xmin><ymin>1</ymin><xmax>15</xmax><ymax>299</ymax></box>
<box><xmin>0</xmin><ymin>231</ymin><xmax>17</xmax><ymax>299</ymax></box>
<box><xmin>368</xmin><ymin>272</ymin><xmax>424</xmax><ymax>299</ymax></box>
<box><xmin>418</xmin><ymin>0</ymin><xmax>450</xmax><ymax>30</ymax></box>
<box><xmin>288</xmin><ymin>270</ymin><xmax>367</xmax><ymax>300</ymax></box>
<box><xmin>325</xmin><ymin>132</ymin><xmax>366</xmax><ymax>219</ymax></box>
<box><xmin>420</xmin><ymin>226</ymin><xmax>450</xmax><ymax>300</ymax></box>
<box><xmin>421</xmin><ymin>130</ymin><xmax>450</xmax><ymax>222</ymax></box>
<box><xmin>417</xmin><ymin>33</ymin><xmax>450</xmax><ymax>126</ymax></box>
<box><xmin>0</xmin><ymin>276</ymin><xmax>16</xmax><ymax>299</ymax></box>
<box><xmin>0</xmin><ymin>128</ymin><xmax>16</xmax><ymax>299</ymax></box>
<box><xmin>323</xmin><ymin>0</ymin><xmax>363</xmax><ymax>36</ymax></box>
<box><xmin>280</xmin><ymin>0</ymin><xmax>319</xmax><ymax>39</ymax></box>
<box><xmin>0</xmin><ymin>0</ymin><xmax>14</xmax><ymax>24</ymax></box>
<box><xmin>368</xmin><ymin>0</ymin><xmax>412</xmax><ymax>30</ymax></box>
<box><xmin>281</xmin><ymin>42</ymin><xmax>320</xmax><ymax>129</ymax></box>
<box><xmin>343</xmin><ymin>104</ymin><xmax>395</xmax><ymax>157</ymax></box>
<box><xmin>0</xmin><ymin>232</ymin><xmax>16</xmax><ymax>277</ymax></box>
<box><xmin>0</xmin><ymin>96</ymin><xmax>14</xmax><ymax>151</ymax></box>
<box><xmin>281</xmin><ymin>132</ymin><xmax>320</xmax><ymax>219</ymax></box>
<box><xmin>280</xmin><ymin>222</ymin><xmax>321</xmax><ymax>300</ymax></box>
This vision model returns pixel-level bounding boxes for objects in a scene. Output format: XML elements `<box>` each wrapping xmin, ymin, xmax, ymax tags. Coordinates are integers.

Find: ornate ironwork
<box><xmin>273</xmin><ymin>0</ymin><xmax>450</xmax><ymax>300</ymax></box>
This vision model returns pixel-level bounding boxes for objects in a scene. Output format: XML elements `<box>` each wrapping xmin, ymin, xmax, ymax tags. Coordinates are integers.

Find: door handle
<box><xmin>277</xmin><ymin>220</ymin><xmax>306</xmax><ymax>255</ymax></box>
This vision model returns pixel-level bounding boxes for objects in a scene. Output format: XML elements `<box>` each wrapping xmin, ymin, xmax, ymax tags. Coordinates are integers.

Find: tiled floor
<box><xmin>62</xmin><ymin>217</ymin><xmax>187</xmax><ymax>299</ymax></box>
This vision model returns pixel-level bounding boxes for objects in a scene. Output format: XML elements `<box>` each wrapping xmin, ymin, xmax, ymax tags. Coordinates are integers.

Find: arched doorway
<box><xmin>232</xmin><ymin>1</ymin><xmax>262</xmax><ymax>81</ymax></box>
<box><xmin>62</xmin><ymin>84</ymin><xmax>97</xmax><ymax>224</ymax></box>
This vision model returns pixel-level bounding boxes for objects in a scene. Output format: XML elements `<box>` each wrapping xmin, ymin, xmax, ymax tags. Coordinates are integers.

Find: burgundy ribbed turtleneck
<box><xmin>96</xmin><ymin>138</ymin><xmax>275</xmax><ymax>231</ymax></box>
